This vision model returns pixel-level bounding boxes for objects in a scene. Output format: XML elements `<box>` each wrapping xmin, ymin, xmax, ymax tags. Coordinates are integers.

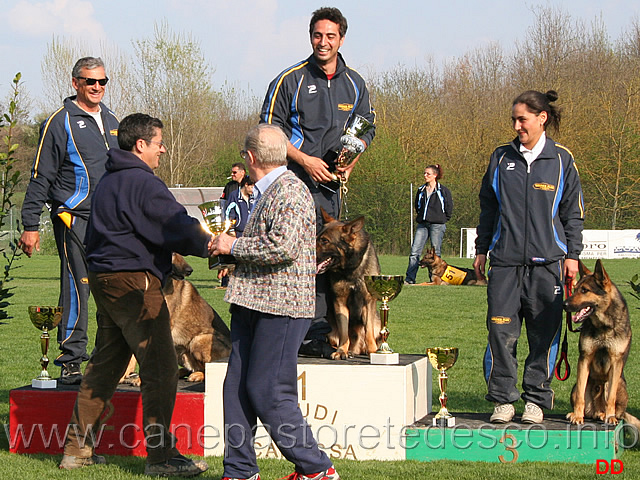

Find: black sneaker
<box><xmin>144</xmin><ymin>454</ymin><xmax>208</xmax><ymax>477</ymax></box>
<box><xmin>59</xmin><ymin>363</ymin><xmax>83</xmax><ymax>385</ymax></box>
<box><xmin>298</xmin><ymin>338</ymin><xmax>336</xmax><ymax>359</ymax></box>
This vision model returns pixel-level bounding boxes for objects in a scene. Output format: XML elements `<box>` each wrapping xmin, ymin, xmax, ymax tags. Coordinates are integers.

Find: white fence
<box><xmin>460</xmin><ymin>228</ymin><xmax>640</xmax><ymax>259</ymax></box>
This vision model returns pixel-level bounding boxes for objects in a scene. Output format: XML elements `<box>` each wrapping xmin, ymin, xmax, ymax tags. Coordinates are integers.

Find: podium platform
<box><xmin>9</xmin><ymin>381</ymin><xmax>205</xmax><ymax>456</ymax></box>
<box><xmin>406</xmin><ymin>412</ymin><xmax>628</xmax><ymax>464</ymax></box>
<box><xmin>204</xmin><ymin>354</ymin><xmax>432</xmax><ymax>460</ymax></box>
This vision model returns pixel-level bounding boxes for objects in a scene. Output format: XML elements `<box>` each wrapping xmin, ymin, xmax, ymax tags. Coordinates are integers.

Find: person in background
<box><xmin>59</xmin><ymin>113</ymin><xmax>212</xmax><ymax>476</ymax></box>
<box><xmin>225</xmin><ymin>175</ymin><xmax>255</xmax><ymax>237</ymax></box>
<box><xmin>405</xmin><ymin>164</ymin><xmax>453</xmax><ymax>284</ymax></box>
<box><xmin>212</xmin><ymin>124</ymin><xmax>340</xmax><ymax>480</ymax></box>
<box><xmin>219</xmin><ymin>175</ymin><xmax>255</xmax><ymax>287</ymax></box>
<box><xmin>220</xmin><ymin>162</ymin><xmax>246</xmax><ymax>216</ymax></box>
<box><xmin>473</xmin><ymin>90</ymin><xmax>584</xmax><ymax>425</ymax></box>
<box><xmin>18</xmin><ymin>56</ymin><xmax>119</xmax><ymax>385</ymax></box>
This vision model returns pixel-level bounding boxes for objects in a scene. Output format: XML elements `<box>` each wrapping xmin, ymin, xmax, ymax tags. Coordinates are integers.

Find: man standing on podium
<box><xmin>260</xmin><ymin>6</ymin><xmax>376</xmax><ymax>358</ymax></box>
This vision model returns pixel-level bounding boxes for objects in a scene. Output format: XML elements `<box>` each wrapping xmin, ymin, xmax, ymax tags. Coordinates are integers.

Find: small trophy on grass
<box><xmin>198</xmin><ymin>200</ymin><xmax>236</xmax><ymax>269</ymax></box>
<box><xmin>427</xmin><ymin>347</ymin><xmax>459</xmax><ymax>427</ymax></box>
<box><xmin>29</xmin><ymin>306</ymin><xmax>63</xmax><ymax>389</ymax></box>
<box><xmin>365</xmin><ymin>275</ymin><xmax>403</xmax><ymax>365</ymax></box>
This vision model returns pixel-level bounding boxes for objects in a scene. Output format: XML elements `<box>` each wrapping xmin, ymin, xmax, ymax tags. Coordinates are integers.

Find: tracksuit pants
<box><xmin>223</xmin><ymin>304</ymin><xmax>332</xmax><ymax>478</ymax></box>
<box><xmin>64</xmin><ymin>271</ymin><xmax>180</xmax><ymax>464</ymax></box>
<box><xmin>483</xmin><ymin>262</ymin><xmax>564</xmax><ymax>410</ymax></box>
<box><xmin>53</xmin><ymin>214</ymin><xmax>91</xmax><ymax>366</ymax></box>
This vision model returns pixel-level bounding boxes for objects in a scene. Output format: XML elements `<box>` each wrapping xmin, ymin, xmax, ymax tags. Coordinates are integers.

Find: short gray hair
<box><xmin>244</xmin><ymin>124</ymin><xmax>288</xmax><ymax>168</ymax></box>
<box><xmin>72</xmin><ymin>57</ymin><xmax>105</xmax><ymax>78</ymax></box>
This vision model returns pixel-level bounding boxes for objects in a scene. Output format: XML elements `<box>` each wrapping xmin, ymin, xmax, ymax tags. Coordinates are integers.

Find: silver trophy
<box><xmin>322</xmin><ymin>114</ymin><xmax>374</xmax><ymax>217</ymax></box>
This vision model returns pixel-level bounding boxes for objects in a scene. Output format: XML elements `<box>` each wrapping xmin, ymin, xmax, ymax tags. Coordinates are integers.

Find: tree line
<box><xmin>2</xmin><ymin>7</ymin><xmax>640</xmax><ymax>255</ymax></box>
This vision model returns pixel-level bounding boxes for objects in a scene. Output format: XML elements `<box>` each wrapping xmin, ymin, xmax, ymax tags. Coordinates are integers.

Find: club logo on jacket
<box><xmin>308</xmin><ymin>85</ymin><xmax>317</xmax><ymax>94</ymax></box>
<box><xmin>338</xmin><ymin>103</ymin><xmax>353</xmax><ymax>111</ymax></box>
<box><xmin>506</xmin><ymin>162</ymin><xmax>515</xmax><ymax>170</ymax></box>
<box><xmin>77</xmin><ymin>120</ymin><xmax>87</xmax><ymax>129</ymax></box>
<box><xmin>491</xmin><ymin>316</ymin><xmax>511</xmax><ymax>325</ymax></box>
<box><xmin>533</xmin><ymin>183</ymin><xmax>556</xmax><ymax>191</ymax></box>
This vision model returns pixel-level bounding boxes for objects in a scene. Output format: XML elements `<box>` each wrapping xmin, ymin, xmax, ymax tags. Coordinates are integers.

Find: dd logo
<box><xmin>596</xmin><ymin>459</ymin><xmax>624</xmax><ymax>474</ymax></box>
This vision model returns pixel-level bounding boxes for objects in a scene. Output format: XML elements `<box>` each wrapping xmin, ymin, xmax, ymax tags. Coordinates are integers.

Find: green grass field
<box><xmin>1</xmin><ymin>253</ymin><xmax>640</xmax><ymax>478</ymax></box>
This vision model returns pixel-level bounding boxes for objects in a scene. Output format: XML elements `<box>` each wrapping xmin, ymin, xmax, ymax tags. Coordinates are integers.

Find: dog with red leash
<box><xmin>564</xmin><ymin>259</ymin><xmax>640</xmax><ymax>429</ymax></box>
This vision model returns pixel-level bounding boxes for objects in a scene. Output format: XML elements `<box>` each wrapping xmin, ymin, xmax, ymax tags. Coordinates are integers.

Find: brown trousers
<box><xmin>63</xmin><ymin>271</ymin><xmax>180</xmax><ymax>464</ymax></box>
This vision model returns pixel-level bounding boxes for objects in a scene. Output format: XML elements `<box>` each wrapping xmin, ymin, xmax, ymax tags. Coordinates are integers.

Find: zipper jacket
<box><xmin>260</xmin><ymin>52</ymin><xmax>376</xmax><ymax>185</ymax></box>
<box><xmin>475</xmin><ymin>136</ymin><xmax>585</xmax><ymax>266</ymax></box>
<box><xmin>415</xmin><ymin>182</ymin><xmax>453</xmax><ymax>225</ymax></box>
<box><xmin>21</xmin><ymin>96</ymin><xmax>119</xmax><ymax>229</ymax></box>
<box><xmin>85</xmin><ymin>148</ymin><xmax>210</xmax><ymax>285</ymax></box>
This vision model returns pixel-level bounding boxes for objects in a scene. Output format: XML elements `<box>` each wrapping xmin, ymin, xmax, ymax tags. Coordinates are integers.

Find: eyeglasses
<box><xmin>146</xmin><ymin>140</ymin><xmax>165</xmax><ymax>148</ymax></box>
<box><xmin>240</xmin><ymin>150</ymin><xmax>249</xmax><ymax>160</ymax></box>
<box><xmin>77</xmin><ymin>76</ymin><xmax>109</xmax><ymax>86</ymax></box>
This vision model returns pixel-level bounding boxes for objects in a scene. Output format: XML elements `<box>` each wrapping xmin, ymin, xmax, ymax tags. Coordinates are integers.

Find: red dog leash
<box><xmin>554</xmin><ymin>282</ymin><xmax>574</xmax><ymax>381</ymax></box>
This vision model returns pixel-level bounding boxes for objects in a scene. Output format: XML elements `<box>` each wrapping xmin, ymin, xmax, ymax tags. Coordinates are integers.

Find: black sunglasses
<box><xmin>77</xmin><ymin>76</ymin><xmax>109</xmax><ymax>86</ymax></box>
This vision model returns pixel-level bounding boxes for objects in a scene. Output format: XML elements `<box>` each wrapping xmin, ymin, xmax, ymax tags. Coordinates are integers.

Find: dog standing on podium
<box><xmin>121</xmin><ymin>253</ymin><xmax>231</xmax><ymax>385</ymax></box>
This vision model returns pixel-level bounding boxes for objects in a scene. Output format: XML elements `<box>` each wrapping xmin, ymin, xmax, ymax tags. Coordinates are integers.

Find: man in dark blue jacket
<box><xmin>60</xmin><ymin>113</ymin><xmax>211</xmax><ymax>477</ymax></box>
<box><xmin>19</xmin><ymin>57</ymin><xmax>119</xmax><ymax>385</ymax></box>
<box><xmin>260</xmin><ymin>6</ymin><xmax>376</xmax><ymax>358</ymax></box>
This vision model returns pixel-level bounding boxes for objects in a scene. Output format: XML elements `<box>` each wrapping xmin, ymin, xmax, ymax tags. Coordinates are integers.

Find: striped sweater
<box><xmin>224</xmin><ymin>170</ymin><xmax>316</xmax><ymax>318</ymax></box>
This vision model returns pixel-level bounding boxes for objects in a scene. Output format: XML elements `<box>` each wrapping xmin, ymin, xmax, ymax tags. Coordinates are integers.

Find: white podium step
<box><xmin>204</xmin><ymin>354</ymin><xmax>431</xmax><ymax>460</ymax></box>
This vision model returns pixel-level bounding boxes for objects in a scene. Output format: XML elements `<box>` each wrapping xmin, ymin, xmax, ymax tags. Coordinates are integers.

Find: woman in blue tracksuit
<box><xmin>405</xmin><ymin>164</ymin><xmax>453</xmax><ymax>284</ymax></box>
<box><xmin>473</xmin><ymin>90</ymin><xmax>585</xmax><ymax>425</ymax></box>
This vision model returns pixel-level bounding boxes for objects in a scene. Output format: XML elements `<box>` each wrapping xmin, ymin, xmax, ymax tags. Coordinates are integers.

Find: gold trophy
<box><xmin>364</xmin><ymin>275</ymin><xmax>403</xmax><ymax>365</ymax></box>
<box><xmin>29</xmin><ymin>306</ymin><xmax>63</xmax><ymax>389</ymax></box>
<box><xmin>427</xmin><ymin>347</ymin><xmax>459</xmax><ymax>427</ymax></box>
<box><xmin>198</xmin><ymin>200</ymin><xmax>236</xmax><ymax>269</ymax></box>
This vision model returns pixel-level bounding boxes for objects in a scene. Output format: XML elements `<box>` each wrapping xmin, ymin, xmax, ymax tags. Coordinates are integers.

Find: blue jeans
<box><xmin>405</xmin><ymin>222</ymin><xmax>446</xmax><ymax>283</ymax></box>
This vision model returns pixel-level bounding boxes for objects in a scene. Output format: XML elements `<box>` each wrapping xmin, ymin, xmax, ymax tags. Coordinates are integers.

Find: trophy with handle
<box><xmin>29</xmin><ymin>306</ymin><xmax>63</xmax><ymax>389</ymax></box>
<box><xmin>198</xmin><ymin>200</ymin><xmax>236</xmax><ymax>269</ymax></box>
<box><xmin>426</xmin><ymin>347</ymin><xmax>459</xmax><ymax>427</ymax></box>
<box><xmin>322</xmin><ymin>114</ymin><xmax>374</xmax><ymax>219</ymax></box>
<box><xmin>364</xmin><ymin>275</ymin><xmax>403</xmax><ymax>365</ymax></box>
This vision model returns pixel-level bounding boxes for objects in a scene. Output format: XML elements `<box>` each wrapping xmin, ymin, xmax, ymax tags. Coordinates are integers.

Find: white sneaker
<box><xmin>521</xmin><ymin>402</ymin><xmax>544</xmax><ymax>424</ymax></box>
<box><xmin>490</xmin><ymin>403</ymin><xmax>515</xmax><ymax>423</ymax></box>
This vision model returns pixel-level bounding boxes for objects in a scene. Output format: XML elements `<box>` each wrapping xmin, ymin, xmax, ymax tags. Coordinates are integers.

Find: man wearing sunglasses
<box><xmin>19</xmin><ymin>56</ymin><xmax>119</xmax><ymax>386</ymax></box>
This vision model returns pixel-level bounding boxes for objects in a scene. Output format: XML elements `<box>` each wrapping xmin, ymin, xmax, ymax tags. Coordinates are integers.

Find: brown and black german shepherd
<box><xmin>564</xmin><ymin>259</ymin><xmax>640</xmax><ymax>429</ymax></box>
<box><xmin>121</xmin><ymin>253</ymin><xmax>231</xmax><ymax>385</ymax></box>
<box><xmin>316</xmin><ymin>210</ymin><xmax>382</xmax><ymax>360</ymax></box>
<box><xmin>418</xmin><ymin>247</ymin><xmax>487</xmax><ymax>285</ymax></box>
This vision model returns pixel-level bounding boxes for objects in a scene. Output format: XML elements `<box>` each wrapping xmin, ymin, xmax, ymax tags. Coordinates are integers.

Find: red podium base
<box><xmin>9</xmin><ymin>381</ymin><xmax>206</xmax><ymax>456</ymax></box>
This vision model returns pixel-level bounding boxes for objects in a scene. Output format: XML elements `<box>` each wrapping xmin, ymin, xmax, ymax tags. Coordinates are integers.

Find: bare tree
<box><xmin>133</xmin><ymin>21</ymin><xmax>221</xmax><ymax>187</ymax></box>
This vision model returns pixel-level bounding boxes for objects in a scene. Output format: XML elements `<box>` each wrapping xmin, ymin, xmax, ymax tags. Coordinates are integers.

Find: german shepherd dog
<box><xmin>121</xmin><ymin>253</ymin><xmax>231</xmax><ymax>385</ymax></box>
<box><xmin>316</xmin><ymin>209</ymin><xmax>382</xmax><ymax>360</ymax></box>
<box><xmin>418</xmin><ymin>247</ymin><xmax>487</xmax><ymax>285</ymax></box>
<box><xmin>564</xmin><ymin>259</ymin><xmax>640</xmax><ymax>429</ymax></box>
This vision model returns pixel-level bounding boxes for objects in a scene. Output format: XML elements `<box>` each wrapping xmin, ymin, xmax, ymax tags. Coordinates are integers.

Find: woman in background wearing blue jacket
<box><xmin>405</xmin><ymin>164</ymin><xmax>453</xmax><ymax>284</ymax></box>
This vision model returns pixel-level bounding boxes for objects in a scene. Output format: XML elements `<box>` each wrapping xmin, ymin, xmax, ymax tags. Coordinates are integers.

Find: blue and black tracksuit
<box><xmin>260</xmin><ymin>52</ymin><xmax>376</xmax><ymax>339</ymax></box>
<box><xmin>260</xmin><ymin>52</ymin><xmax>376</xmax><ymax>228</ymax></box>
<box><xmin>21</xmin><ymin>96</ymin><xmax>119</xmax><ymax>367</ymax></box>
<box><xmin>475</xmin><ymin>136</ymin><xmax>584</xmax><ymax>409</ymax></box>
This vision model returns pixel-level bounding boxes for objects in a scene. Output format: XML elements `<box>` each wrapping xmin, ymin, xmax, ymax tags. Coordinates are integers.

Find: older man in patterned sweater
<box><xmin>212</xmin><ymin>124</ymin><xmax>339</xmax><ymax>480</ymax></box>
